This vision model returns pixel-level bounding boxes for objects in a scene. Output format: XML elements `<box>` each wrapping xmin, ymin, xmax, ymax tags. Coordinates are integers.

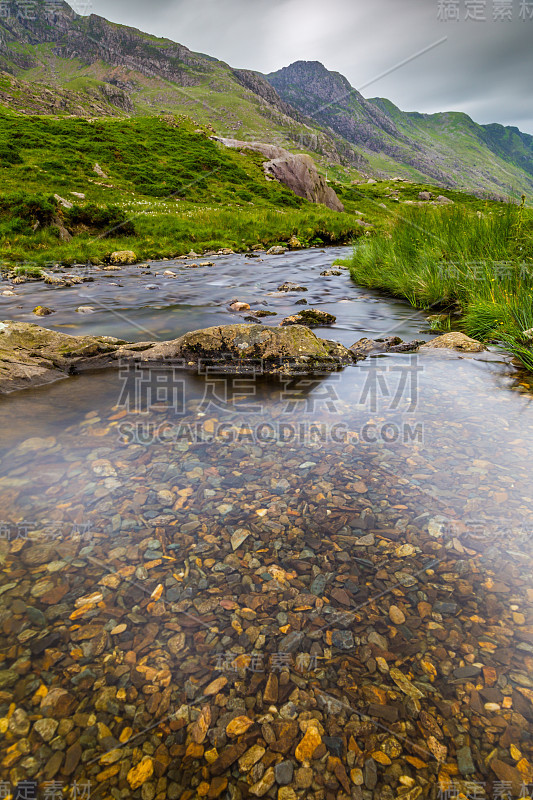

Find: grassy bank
<box><xmin>0</xmin><ymin>194</ymin><xmax>361</xmax><ymax>267</ymax></box>
<box><xmin>2</xmin><ymin>112</ymin><xmax>508</xmax><ymax>269</ymax></box>
<box><xmin>340</xmin><ymin>200</ymin><xmax>533</xmax><ymax>369</ymax></box>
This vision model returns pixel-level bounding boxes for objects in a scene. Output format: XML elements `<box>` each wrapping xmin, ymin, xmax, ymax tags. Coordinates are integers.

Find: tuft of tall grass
<box><xmin>341</xmin><ymin>203</ymin><xmax>533</xmax><ymax>370</ymax></box>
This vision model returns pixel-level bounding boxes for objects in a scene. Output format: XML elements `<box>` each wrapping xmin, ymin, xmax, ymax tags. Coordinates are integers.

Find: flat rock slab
<box><xmin>0</xmin><ymin>321</ymin><xmax>487</xmax><ymax>394</ymax></box>
<box><xmin>0</xmin><ymin>321</ymin><xmax>357</xmax><ymax>394</ymax></box>
<box><xmin>0</xmin><ymin>320</ymin><xmax>130</xmax><ymax>394</ymax></box>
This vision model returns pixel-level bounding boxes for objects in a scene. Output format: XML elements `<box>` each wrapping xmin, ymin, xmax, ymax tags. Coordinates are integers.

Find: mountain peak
<box><xmin>268</xmin><ymin>60</ymin><xmax>352</xmax><ymax>95</ymax></box>
<box><xmin>279</xmin><ymin>60</ymin><xmax>328</xmax><ymax>72</ymax></box>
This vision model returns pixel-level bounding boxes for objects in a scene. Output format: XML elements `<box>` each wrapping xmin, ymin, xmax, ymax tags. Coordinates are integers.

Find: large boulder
<box><xmin>264</xmin><ymin>153</ymin><xmax>344</xmax><ymax>212</ymax></box>
<box><xmin>0</xmin><ymin>321</ymin><xmax>356</xmax><ymax>393</ymax></box>
<box><xmin>214</xmin><ymin>138</ymin><xmax>344</xmax><ymax>212</ymax></box>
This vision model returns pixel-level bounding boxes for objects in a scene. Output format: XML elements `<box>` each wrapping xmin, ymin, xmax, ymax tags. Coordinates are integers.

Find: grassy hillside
<box><xmin>0</xmin><ymin>112</ymin><xmax>364</xmax><ymax>266</ymax></box>
<box><xmin>369</xmin><ymin>100</ymin><xmax>533</xmax><ymax>200</ymax></box>
<box><xmin>0</xmin><ymin>112</ymin><xmax>308</xmax><ymax>204</ymax></box>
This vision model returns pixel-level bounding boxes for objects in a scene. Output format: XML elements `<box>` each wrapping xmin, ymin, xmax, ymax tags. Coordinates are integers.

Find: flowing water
<box><xmin>0</xmin><ymin>247</ymin><xmax>532</xmax><ymax>799</ymax></box>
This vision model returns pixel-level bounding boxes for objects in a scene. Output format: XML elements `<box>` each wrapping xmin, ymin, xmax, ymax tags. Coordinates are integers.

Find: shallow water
<box><xmin>0</xmin><ymin>248</ymin><xmax>532</xmax><ymax>798</ymax></box>
<box><xmin>0</xmin><ymin>246</ymin><xmax>430</xmax><ymax>345</ymax></box>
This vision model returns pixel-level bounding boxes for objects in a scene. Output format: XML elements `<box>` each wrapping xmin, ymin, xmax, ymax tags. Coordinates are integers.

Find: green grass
<box><xmin>0</xmin><ymin>112</ymin><xmax>311</xmax><ymax>206</ymax></box>
<box><xmin>0</xmin><ymin>112</ymin><xmax>367</xmax><ymax>265</ymax></box>
<box><xmin>11</xmin><ymin>264</ymin><xmax>44</xmax><ymax>279</ymax></box>
<box><xmin>1</xmin><ymin>200</ymin><xmax>360</xmax><ymax>267</ymax></box>
<box><xmin>339</xmin><ymin>198</ymin><xmax>533</xmax><ymax>370</ymax></box>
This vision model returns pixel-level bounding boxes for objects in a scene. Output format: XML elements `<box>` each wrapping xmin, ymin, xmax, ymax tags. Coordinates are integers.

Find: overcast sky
<box><xmin>79</xmin><ymin>0</ymin><xmax>533</xmax><ymax>134</ymax></box>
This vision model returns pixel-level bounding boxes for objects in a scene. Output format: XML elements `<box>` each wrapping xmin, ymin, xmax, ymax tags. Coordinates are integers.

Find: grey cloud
<box><xmin>85</xmin><ymin>0</ymin><xmax>533</xmax><ymax>133</ymax></box>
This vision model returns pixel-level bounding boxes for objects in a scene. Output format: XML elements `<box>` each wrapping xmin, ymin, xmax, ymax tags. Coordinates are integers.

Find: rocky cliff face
<box><xmin>267</xmin><ymin>61</ymin><xmax>403</xmax><ymax>148</ymax></box>
<box><xmin>0</xmin><ymin>1</ymin><xmax>209</xmax><ymax>84</ymax></box>
<box><xmin>94</xmin><ymin>82</ymin><xmax>134</xmax><ymax>113</ymax></box>
<box><xmin>231</xmin><ymin>69</ymin><xmax>303</xmax><ymax>121</ymax></box>
<box><xmin>266</xmin><ymin>61</ymin><xmax>453</xmax><ymax>182</ymax></box>
<box><xmin>0</xmin><ymin>71</ymin><xmax>131</xmax><ymax>116</ymax></box>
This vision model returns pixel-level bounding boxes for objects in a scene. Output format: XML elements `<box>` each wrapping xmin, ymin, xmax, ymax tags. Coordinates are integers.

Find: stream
<box><xmin>0</xmin><ymin>247</ymin><xmax>532</xmax><ymax>798</ymax></box>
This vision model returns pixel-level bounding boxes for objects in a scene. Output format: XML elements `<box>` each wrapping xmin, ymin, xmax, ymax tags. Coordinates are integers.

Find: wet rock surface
<box><xmin>0</xmin><ymin>321</ymin><xmax>356</xmax><ymax>393</ymax></box>
<box><xmin>0</xmin><ymin>314</ymin><xmax>499</xmax><ymax>396</ymax></box>
<box><xmin>145</xmin><ymin>324</ymin><xmax>355</xmax><ymax>373</ymax></box>
<box><xmin>421</xmin><ymin>332</ymin><xmax>486</xmax><ymax>353</ymax></box>
<box><xmin>109</xmin><ymin>250</ymin><xmax>138</xmax><ymax>265</ymax></box>
<box><xmin>277</xmin><ymin>283</ymin><xmax>308</xmax><ymax>293</ymax></box>
<box><xmin>0</xmin><ymin>320</ymin><xmax>129</xmax><ymax>393</ymax></box>
<box><xmin>350</xmin><ymin>336</ymin><xmax>426</xmax><ymax>356</ymax></box>
<box><xmin>281</xmin><ymin>310</ymin><xmax>337</xmax><ymax>328</ymax></box>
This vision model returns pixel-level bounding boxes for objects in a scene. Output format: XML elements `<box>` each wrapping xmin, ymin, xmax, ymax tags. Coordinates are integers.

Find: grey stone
<box><xmin>310</xmin><ymin>574</ymin><xmax>328</xmax><ymax>596</ymax></box>
<box><xmin>434</xmin><ymin>601</ymin><xmax>458</xmax><ymax>615</ymax></box>
<box><xmin>331</xmin><ymin>630</ymin><xmax>354</xmax><ymax>649</ymax></box>
<box><xmin>323</xmin><ymin>736</ymin><xmax>343</xmax><ymax>757</ymax></box>
<box><xmin>421</xmin><ymin>332</ymin><xmax>485</xmax><ymax>352</ymax></box>
<box><xmin>457</xmin><ymin>746</ymin><xmax>476</xmax><ymax>775</ymax></box>
<box><xmin>214</xmin><ymin>138</ymin><xmax>344</xmax><ymax>212</ymax></box>
<box><xmin>278</xmin><ymin>631</ymin><xmax>305</xmax><ymax>652</ymax></box>
<box><xmin>364</xmin><ymin>757</ymin><xmax>378</xmax><ymax>789</ymax></box>
<box><xmin>453</xmin><ymin>666</ymin><xmax>482</xmax><ymax>680</ymax></box>
<box><xmin>274</xmin><ymin>760</ymin><xmax>294</xmax><ymax>785</ymax></box>
<box><xmin>0</xmin><ymin>321</ymin><xmax>356</xmax><ymax>394</ymax></box>
<box><xmin>27</xmin><ymin>606</ymin><xmax>47</xmax><ymax>628</ymax></box>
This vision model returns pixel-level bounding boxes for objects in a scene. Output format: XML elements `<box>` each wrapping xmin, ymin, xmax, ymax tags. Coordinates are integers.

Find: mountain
<box><xmin>1</xmin><ymin>2</ymin><xmax>532</xmax><ymax>198</ymax></box>
<box><xmin>0</xmin><ymin>2</ymin><xmax>365</xmax><ymax>174</ymax></box>
<box><xmin>266</xmin><ymin>60</ymin><xmax>533</xmax><ymax>198</ymax></box>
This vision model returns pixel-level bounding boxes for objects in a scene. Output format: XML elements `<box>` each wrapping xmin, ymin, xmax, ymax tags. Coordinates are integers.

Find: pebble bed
<box><xmin>0</xmin><ymin>350</ymin><xmax>532</xmax><ymax>800</ymax></box>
